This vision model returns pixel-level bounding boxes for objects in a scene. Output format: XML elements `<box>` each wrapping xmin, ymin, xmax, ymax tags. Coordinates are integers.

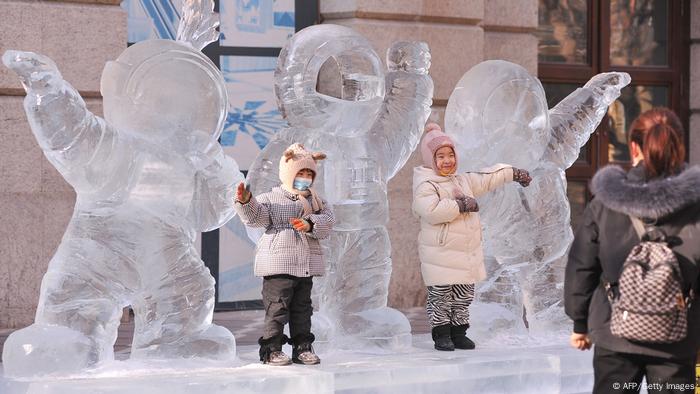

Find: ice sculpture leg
<box><xmin>474</xmin><ymin>257</ymin><xmax>528</xmax><ymax>333</ymax></box>
<box><xmin>320</xmin><ymin>228</ymin><xmax>411</xmax><ymax>349</ymax></box>
<box><xmin>131</xmin><ymin>248</ymin><xmax>234</xmax><ymax>360</ymax></box>
<box><xmin>3</xmin><ymin>239</ymin><xmax>131</xmax><ymax>377</ymax></box>
<box><xmin>520</xmin><ymin>255</ymin><xmax>569</xmax><ymax>331</ymax></box>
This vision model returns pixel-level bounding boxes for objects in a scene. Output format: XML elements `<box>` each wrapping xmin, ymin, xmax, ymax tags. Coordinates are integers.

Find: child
<box><xmin>412</xmin><ymin>123</ymin><xmax>532</xmax><ymax>351</ymax></box>
<box><xmin>235</xmin><ymin>143</ymin><xmax>335</xmax><ymax>365</ymax></box>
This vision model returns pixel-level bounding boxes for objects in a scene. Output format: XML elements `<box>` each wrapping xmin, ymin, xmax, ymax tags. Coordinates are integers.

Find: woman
<box><xmin>564</xmin><ymin>108</ymin><xmax>700</xmax><ymax>393</ymax></box>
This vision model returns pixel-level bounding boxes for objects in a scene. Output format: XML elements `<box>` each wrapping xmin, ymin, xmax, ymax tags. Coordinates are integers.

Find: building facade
<box><xmin>0</xmin><ymin>0</ymin><xmax>698</xmax><ymax>327</ymax></box>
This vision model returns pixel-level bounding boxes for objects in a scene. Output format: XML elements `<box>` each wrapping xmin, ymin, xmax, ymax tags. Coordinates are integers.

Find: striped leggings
<box><xmin>426</xmin><ymin>284</ymin><xmax>475</xmax><ymax>328</ymax></box>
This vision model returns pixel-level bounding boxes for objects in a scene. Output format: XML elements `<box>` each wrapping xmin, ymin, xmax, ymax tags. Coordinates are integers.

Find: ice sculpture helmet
<box><xmin>274</xmin><ymin>24</ymin><xmax>385</xmax><ymax>136</ymax></box>
<box><xmin>444</xmin><ymin>60</ymin><xmax>550</xmax><ymax>171</ymax></box>
<box><xmin>100</xmin><ymin>40</ymin><xmax>227</xmax><ymax>154</ymax></box>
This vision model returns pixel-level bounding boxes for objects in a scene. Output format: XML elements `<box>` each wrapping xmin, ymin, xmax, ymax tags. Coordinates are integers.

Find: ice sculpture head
<box><xmin>101</xmin><ymin>40</ymin><xmax>227</xmax><ymax>154</ymax></box>
<box><xmin>274</xmin><ymin>24</ymin><xmax>385</xmax><ymax>136</ymax></box>
<box><xmin>445</xmin><ymin>60</ymin><xmax>550</xmax><ymax>171</ymax></box>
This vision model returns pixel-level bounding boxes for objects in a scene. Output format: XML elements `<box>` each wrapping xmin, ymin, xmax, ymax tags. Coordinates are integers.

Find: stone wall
<box><xmin>691</xmin><ymin>0</ymin><xmax>700</xmax><ymax>165</ymax></box>
<box><xmin>320</xmin><ymin>0</ymin><xmax>539</xmax><ymax>308</ymax></box>
<box><xmin>0</xmin><ymin>0</ymin><xmax>126</xmax><ymax>327</ymax></box>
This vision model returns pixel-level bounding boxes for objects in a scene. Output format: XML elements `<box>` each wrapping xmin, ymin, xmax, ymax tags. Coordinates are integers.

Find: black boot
<box><xmin>289</xmin><ymin>333</ymin><xmax>320</xmax><ymax>365</ymax></box>
<box><xmin>450</xmin><ymin>324</ymin><xmax>476</xmax><ymax>350</ymax></box>
<box><xmin>431</xmin><ymin>324</ymin><xmax>455</xmax><ymax>351</ymax></box>
<box><xmin>258</xmin><ymin>334</ymin><xmax>291</xmax><ymax>366</ymax></box>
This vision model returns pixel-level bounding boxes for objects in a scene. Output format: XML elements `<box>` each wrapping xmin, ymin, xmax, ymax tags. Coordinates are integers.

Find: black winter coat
<box><xmin>565</xmin><ymin>164</ymin><xmax>700</xmax><ymax>359</ymax></box>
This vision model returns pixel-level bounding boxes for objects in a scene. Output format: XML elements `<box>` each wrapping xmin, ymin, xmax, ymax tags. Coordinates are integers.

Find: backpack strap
<box><xmin>628</xmin><ymin>215</ymin><xmax>646</xmax><ymax>239</ymax></box>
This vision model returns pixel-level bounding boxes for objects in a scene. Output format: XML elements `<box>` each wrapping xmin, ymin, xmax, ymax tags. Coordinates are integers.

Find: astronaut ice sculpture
<box><xmin>1</xmin><ymin>0</ymin><xmax>242</xmax><ymax>377</ymax></box>
<box><xmin>247</xmin><ymin>25</ymin><xmax>433</xmax><ymax>349</ymax></box>
<box><xmin>444</xmin><ymin>60</ymin><xmax>630</xmax><ymax>332</ymax></box>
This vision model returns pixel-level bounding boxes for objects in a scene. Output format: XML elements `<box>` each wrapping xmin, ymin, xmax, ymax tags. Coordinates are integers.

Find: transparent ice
<box><xmin>247</xmin><ymin>25</ymin><xmax>434</xmax><ymax>349</ymax></box>
<box><xmin>444</xmin><ymin>60</ymin><xmax>630</xmax><ymax>332</ymax></box>
<box><xmin>1</xmin><ymin>0</ymin><xmax>243</xmax><ymax>378</ymax></box>
<box><xmin>1</xmin><ymin>332</ymin><xmax>595</xmax><ymax>394</ymax></box>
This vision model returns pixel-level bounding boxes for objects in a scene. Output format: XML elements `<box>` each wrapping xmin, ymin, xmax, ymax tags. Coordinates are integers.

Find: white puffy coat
<box><xmin>412</xmin><ymin>165</ymin><xmax>514</xmax><ymax>286</ymax></box>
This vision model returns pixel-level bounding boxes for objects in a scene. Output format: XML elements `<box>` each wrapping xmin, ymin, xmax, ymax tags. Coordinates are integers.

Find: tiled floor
<box><xmin>0</xmin><ymin>307</ymin><xmax>430</xmax><ymax>357</ymax></box>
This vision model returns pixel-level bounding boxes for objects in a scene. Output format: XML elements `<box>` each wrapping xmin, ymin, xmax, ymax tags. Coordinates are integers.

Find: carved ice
<box><xmin>1</xmin><ymin>0</ymin><xmax>243</xmax><ymax>378</ymax></box>
<box><xmin>246</xmin><ymin>24</ymin><xmax>434</xmax><ymax>349</ymax></box>
<box><xmin>445</xmin><ymin>60</ymin><xmax>630</xmax><ymax>332</ymax></box>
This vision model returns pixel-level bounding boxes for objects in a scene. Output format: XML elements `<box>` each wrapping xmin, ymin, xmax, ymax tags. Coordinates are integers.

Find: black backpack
<box><xmin>606</xmin><ymin>216</ymin><xmax>695</xmax><ymax>343</ymax></box>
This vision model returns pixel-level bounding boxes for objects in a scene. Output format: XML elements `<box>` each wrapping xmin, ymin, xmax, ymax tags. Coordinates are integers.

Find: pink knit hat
<box><xmin>420</xmin><ymin>123</ymin><xmax>457</xmax><ymax>173</ymax></box>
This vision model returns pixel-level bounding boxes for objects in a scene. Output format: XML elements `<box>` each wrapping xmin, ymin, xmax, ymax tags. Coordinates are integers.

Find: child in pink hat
<box><xmin>412</xmin><ymin>123</ymin><xmax>532</xmax><ymax>351</ymax></box>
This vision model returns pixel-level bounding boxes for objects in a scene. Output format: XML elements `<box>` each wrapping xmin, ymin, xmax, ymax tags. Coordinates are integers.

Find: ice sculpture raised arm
<box><xmin>444</xmin><ymin>60</ymin><xmax>629</xmax><ymax>334</ymax></box>
<box><xmin>2</xmin><ymin>0</ymin><xmax>243</xmax><ymax>378</ymax></box>
<box><xmin>369</xmin><ymin>42</ymin><xmax>434</xmax><ymax>180</ymax></box>
<box><xmin>189</xmin><ymin>145</ymin><xmax>241</xmax><ymax>231</ymax></box>
<box><xmin>247</xmin><ymin>25</ymin><xmax>433</xmax><ymax>350</ymax></box>
<box><xmin>544</xmin><ymin>72</ymin><xmax>632</xmax><ymax>169</ymax></box>
<box><xmin>2</xmin><ymin>51</ymin><xmax>130</xmax><ymax>194</ymax></box>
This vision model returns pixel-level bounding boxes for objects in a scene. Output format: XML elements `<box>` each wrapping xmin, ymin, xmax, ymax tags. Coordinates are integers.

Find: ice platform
<box><xmin>1</xmin><ymin>334</ymin><xmax>594</xmax><ymax>394</ymax></box>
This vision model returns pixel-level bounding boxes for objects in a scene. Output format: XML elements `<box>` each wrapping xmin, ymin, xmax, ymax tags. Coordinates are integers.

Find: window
<box><xmin>537</xmin><ymin>0</ymin><xmax>690</xmax><ymax>220</ymax></box>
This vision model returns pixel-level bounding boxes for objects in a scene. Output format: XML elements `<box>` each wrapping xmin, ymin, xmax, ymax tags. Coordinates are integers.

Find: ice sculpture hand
<box><xmin>444</xmin><ymin>60</ymin><xmax>629</xmax><ymax>334</ymax></box>
<box><xmin>247</xmin><ymin>25</ymin><xmax>433</xmax><ymax>350</ymax></box>
<box><xmin>2</xmin><ymin>50</ymin><xmax>62</xmax><ymax>94</ymax></box>
<box><xmin>1</xmin><ymin>0</ymin><xmax>242</xmax><ymax>378</ymax></box>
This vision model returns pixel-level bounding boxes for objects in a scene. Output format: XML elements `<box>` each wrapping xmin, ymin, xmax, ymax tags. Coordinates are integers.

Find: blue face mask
<box><xmin>293</xmin><ymin>177</ymin><xmax>312</xmax><ymax>191</ymax></box>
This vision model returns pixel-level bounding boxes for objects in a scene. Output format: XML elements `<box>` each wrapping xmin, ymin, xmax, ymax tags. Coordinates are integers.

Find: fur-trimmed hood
<box><xmin>591</xmin><ymin>164</ymin><xmax>700</xmax><ymax>220</ymax></box>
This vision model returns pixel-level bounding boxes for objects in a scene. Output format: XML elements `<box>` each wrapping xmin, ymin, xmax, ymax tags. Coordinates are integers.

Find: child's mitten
<box><xmin>456</xmin><ymin>197</ymin><xmax>479</xmax><ymax>213</ymax></box>
<box><xmin>513</xmin><ymin>168</ymin><xmax>532</xmax><ymax>187</ymax></box>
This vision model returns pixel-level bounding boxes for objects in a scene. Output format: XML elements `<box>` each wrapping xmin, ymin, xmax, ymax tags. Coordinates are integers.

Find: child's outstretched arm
<box><xmin>301</xmin><ymin>199</ymin><xmax>335</xmax><ymax>240</ymax></box>
<box><xmin>233</xmin><ymin>182</ymin><xmax>272</xmax><ymax>228</ymax></box>
<box><xmin>412</xmin><ymin>182</ymin><xmax>461</xmax><ymax>225</ymax></box>
<box><xmin>465</xmin><ymin>164</ymin><xmax>530</xmax><ymax>198</ymax></box>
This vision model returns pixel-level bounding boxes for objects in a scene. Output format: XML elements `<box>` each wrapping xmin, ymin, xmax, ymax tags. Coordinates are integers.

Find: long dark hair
<box><xmin>628</xmin><ymin>107</ymin><xmax>686</xmax><ymax>178</ymax></box>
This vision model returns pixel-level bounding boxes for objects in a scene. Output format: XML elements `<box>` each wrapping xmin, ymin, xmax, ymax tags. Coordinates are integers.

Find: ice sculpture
<box><xmin>247</xmin><ymin>25</ymin><xmax>433</xmax><ymax>349</ymax></box>
<box><xmin>444</xmin><ymin>60</ymin><xmax>630</xmax><ymax>331</ymax></box>
<box><xmin>1</xmin><ymin>0</ymin><xmax>243</xmax><ymax>378</ymax></box>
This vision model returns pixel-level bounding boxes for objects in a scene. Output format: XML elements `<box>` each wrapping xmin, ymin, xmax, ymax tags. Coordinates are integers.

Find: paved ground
<box><xmin>0</xmin><ymin>307</ymin><xmax>430</xmax><ymax>357</ymax></box>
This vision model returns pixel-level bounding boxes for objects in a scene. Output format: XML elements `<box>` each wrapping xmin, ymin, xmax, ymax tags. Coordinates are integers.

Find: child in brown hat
<box><xmin>235</xmin><ymin>143</ymin><xmax>335</xmax><ymax>365</ymax></box>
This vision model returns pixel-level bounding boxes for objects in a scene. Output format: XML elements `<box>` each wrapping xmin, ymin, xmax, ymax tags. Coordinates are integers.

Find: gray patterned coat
<box><xmin>235</xmin><ymin>186</ymin><xmax>335</xmax><ymax>277</ymax></box>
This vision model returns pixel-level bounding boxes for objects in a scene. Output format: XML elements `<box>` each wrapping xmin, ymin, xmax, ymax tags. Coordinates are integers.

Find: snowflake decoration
<box><xmin>220</xmin><ymin>100</ymin><xmax>286</xmax><ymax>149</ymax></box>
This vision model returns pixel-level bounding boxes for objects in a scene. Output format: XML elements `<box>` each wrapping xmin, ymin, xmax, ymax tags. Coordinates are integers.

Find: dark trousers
<box><xmin>262</xmin><ymin>274</ymin><xmax>313</xmax><ymax>340</ymax></box>
<box><xmin>593</xmin><ymin>346</ymin><xmax>696</xmax><ymax>394</ymax></box>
